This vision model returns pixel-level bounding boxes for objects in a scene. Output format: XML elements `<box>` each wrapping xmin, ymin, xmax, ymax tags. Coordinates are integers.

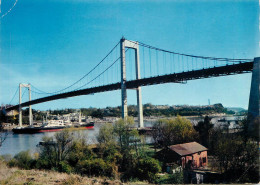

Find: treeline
<box><xmin>50</xmin><ymin>103</ymin><xmax>230</xmax><ymax>118</ymax></box>
<box><xmin>81</xmin><ymin>103</ymin><xmax>230</xmax><ymax>117</ymax></box>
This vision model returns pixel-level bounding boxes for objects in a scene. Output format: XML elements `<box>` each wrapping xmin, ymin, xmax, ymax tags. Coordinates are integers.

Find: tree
<box><xmin>97</xmin><ymin>123</ymin><xmax>116</xmax><ymax>146</ymax></box>
<box><xmin>38</xmin><ymin>129</ymin><xmax>74</xmax><ymax>168</ymax></box>
<box><xmin>156</xmin><ymin>116</ymin><xmax>198</xmax><ymax>148</ymax></box>
<box><xmin>194</xmin><ymin>116</ymin><xmax>213</xmax><ymax>147</ymax></box>
<box><xmin>67</xmin><ymin>137</ymin><xmax>94</xmax><ymax>168</ymax></box>
<box><xmin>214</xmin><ymin>134</ymin><xmax>259</xmax><ymax>183</ymax></box>
<box><xmin>54</xmin><ymin>129</ymin><xmax>74</xmax><ymax>163</ymax></box>
<box><xmin>0</xmin><ymin>112</ymin><xmax>7</xmax><ymax>150</ymax></box>
<box><xmin>151</xmin><ymin>121</ymin><xmax>163</xmax><ymax>152</ymax></box>
<box><xmin>113</xmin><ymin>117</ymin><xmax>139</xmax><ymax>150</ymax></box>
<box><xmin>135</xmin><ymin>157</ymin><xmax>161</xmax><ymax>182</ymax></box>
<box><xmin>113</xmin><ymin>117</ymin><xmax>142</xmax><ymax>174</ymax></box>
<box><xmin>239</xmin><ymin>115</ymin><xmax>259</xmax><ymax>143</ymax></box>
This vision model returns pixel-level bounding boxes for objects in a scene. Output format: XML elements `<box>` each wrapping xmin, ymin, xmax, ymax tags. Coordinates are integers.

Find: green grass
<box><xmin>155</xmin><ymin>172</ymin><xmax>184</xmax><ymax>184</ymax></box>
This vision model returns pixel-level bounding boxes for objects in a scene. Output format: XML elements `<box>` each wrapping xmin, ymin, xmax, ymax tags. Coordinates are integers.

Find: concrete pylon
<box><xmin>120</xmin><ymin>38</ymin><xmax>128</xmax><ymax>119</ymax></box>
<box><xmin>134</xmin><ymin>44</ymin><xmax>144</xmax><ymax>128</ymax></box>
<box><xmin>28</xmin><ymin>84</ymin><xmax>33</xmax><ymax>126</ymax></box>
<box><xmin>18</xmin><ymin>83</ymin><xmax>33</xmax><ymax>127</ymax></box>
<box><xmin>19</xmin><ymin>84</ymin><xmax>22</xmax><ymax>127</ymax></box>
<box><xmin>248</xmin><ymin>57</ymin><xmax>260</xmax><ymax>135</ymax></box>
<box><xmin>120</xmin><ymin>38</ymin><xmax>144</xmax><ymax>127</ymax></box>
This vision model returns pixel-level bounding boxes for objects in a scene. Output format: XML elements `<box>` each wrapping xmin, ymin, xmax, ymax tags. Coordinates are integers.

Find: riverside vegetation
<box><xmin>0</xmin><ymin>115</ymin><xmax>259</xmax><ymax>184</ymax></box>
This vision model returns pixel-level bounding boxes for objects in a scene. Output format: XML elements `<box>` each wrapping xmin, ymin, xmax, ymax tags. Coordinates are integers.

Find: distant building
<box><xmin>157</xmin><ymin>142</ymin><xmax>208</xmax><ymax>169</ymax></box>
<box><xmin>6</xmin><ymin>110</ymin><xmax>19</xmax><ymax>116</ymax></box>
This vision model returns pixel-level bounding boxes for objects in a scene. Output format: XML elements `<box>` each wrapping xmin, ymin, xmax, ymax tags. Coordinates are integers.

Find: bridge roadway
<box><xmin>6</xmin><ymin>61</ymin><xmax>253</xmax><ymax>111</ymax></box>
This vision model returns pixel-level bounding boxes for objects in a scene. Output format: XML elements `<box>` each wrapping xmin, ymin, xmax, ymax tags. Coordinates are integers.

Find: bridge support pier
<box><xmin>248</xmin><ymin>57</ymin><xmax>260</xmax><ymax>136</ymax></box>
<box><xmin>120</xmin><ymin>38</ymin><xmax>144</xmax><ymax>128</ymax></box>
<box><xmin>19</xmin><ymin>84</ymin><xmax>22</xmax><ymax>127</ymax></box>
<box><xmin>120</xmin><ymin>38</ymin><xmax>128</xmax><ymax>120</ymax></box>
<box><xmin>18</xmin><ymin>83</ymin><xmax>33</xmax><ymax>127</ymax></box>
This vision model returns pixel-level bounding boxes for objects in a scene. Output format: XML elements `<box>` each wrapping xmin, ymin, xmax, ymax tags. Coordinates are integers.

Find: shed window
<box><xmin>202</xmin><ymin>157</ymin><xmax>206</xmax><ymax>163</ymax></box>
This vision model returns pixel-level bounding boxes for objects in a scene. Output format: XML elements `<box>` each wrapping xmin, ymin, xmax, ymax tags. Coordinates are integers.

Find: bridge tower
<box><xmin>248</xmin><ymin>57</ymin><xmax>260</xmax><ymax>135</ymax></box>
<box><xmin>18</xmin><ymin>83</ymin><xmax>33</xmax><ymax>127</ymax></box>
<box><xmin>120</xmin><ymin>38</ymin><xmax>144</xmax><ymax>128</ymax></box>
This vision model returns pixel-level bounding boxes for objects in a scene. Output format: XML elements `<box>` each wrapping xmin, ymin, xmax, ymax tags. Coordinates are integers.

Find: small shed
<box><xmin>157</xmin><ymin>142</ymin><xmax>208</xmax><ymax>169</ymax></box>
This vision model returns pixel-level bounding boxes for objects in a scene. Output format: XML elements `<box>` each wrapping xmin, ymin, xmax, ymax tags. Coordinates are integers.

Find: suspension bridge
<box><xmin>5</xmin><ymin>38</ymin><xmax>259</xmax><ymax>130</ymax></box>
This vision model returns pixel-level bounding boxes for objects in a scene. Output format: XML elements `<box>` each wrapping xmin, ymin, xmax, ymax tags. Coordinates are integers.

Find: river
<box><xmin>0</xmin><ymin>121</ymin><xmax>154</xmax><ymax>156</ymax></box>
<box><xmin>0</xmin><ymin>115</ymin><xmax>241</xmax><ymax>156</ymax></box>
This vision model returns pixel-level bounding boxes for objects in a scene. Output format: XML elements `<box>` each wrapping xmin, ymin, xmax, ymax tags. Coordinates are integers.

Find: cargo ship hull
<box><xmin>12</xmin><ymin>122</ymin><xmax>95</xmax><ymax>134</ymax></box>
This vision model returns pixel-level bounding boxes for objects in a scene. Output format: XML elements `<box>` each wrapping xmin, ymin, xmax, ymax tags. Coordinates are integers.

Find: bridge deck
<box><xmin>6</xmin><ymin>62</ymin><xmax>253</xmax><ymax>111</ymax></box>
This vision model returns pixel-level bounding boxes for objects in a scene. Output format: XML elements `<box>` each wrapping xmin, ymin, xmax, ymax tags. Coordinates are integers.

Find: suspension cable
<box><xmin>9</xmin><ymin>86</ymin><xmax>19</xmax><ymax>105</ymax></box>
<box><xmin>31</xmin><ymin>41</ymin><xmax>120</xmax><ymax>94</ymax></box>
<box><xmin>128</xmin><ymin>40</ymin><xmax>252</xmax><ymax>62</ymax></box>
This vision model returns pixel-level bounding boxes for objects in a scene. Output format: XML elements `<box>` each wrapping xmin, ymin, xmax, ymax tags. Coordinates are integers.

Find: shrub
<box><xmin>58</xmin><ymin>161</ymin><xmax>73</xmax><ymax>173</ymax></box>
<box><xmin>8</xmin><ymin>150</ymin><xmax>35</xmax><ymax>169</ymax></box>
<box><xmin>67</xmin><ymin>140</ymin><xmax>94</xmax><ymax>167</ymax></box>
<box><xmin>135</xmin><ymin>157</ymin><xmax>161</xmax><ymax>182</ymax></box>
<box><xmin>76</xmin><ymin>158</ymin><xmax>113</xmax><ymax>177</ymax></box>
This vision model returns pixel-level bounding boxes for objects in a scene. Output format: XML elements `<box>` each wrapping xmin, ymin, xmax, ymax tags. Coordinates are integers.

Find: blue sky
<box><xmin>0</xmin><ymin>0</ymin><xmax>259</xmax><ymax>110</ymax></box>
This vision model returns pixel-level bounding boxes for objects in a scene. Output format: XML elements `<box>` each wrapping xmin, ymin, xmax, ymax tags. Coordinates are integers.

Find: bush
<box><xmin>156</xmin><ymin>172</ymin><xmax>184</xmax><ymax>184</ymax></box>
<box><xmin>135</xmin><ymin>157</ymin><xmax>161</xmax><ymax>182</ymax></box>
<box><xmin>76</xmin><ymin>158</ymin><xmax>114</xmax><ymax>177</ymax></box>
<box><xmin>8</xmin><ymin>150</ymin><xmax>35</xmax><ymax>169</ymax></box>
<box><xmin>35</xmin><ymin>158</ymin><xmax>50</xmax><ymax>169</ymax></box>
<box><xmin>67</xmin><ymin>140</ymin><xmax>94</xmax><ymax>167</ymax></box>
<box><xmin>58</xmin><ymin>161</ymin><xmax>73</xmax><ymax>173</ymax></box>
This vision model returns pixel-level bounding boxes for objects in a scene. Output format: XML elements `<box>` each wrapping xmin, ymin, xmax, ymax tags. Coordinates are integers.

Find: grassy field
<box><xmin>0</xmin><ymin>161</ymin><xmax>154</xmax><ymax>185</ymax></box>
<box><xmin>0</xmin><ymin>161</ymin><xmax>124</xmax><ymax>185</ymax></box>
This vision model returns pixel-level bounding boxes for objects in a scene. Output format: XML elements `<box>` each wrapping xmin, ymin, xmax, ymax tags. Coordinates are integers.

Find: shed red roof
<box><xmin>168</xmin><ymin>142</ymin><xmax>207</xmax><ymax>156</ymax></box>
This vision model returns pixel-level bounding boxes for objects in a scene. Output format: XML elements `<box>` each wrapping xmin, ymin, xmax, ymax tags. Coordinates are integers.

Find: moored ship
<box><xmin>12</xmin><ymin>120</ymin><xmax>67</xmax><ymax>134</ymax></box>
<box><xmin>75</xmin><ymin>122</ymin><xmax>94</xmax><ymax>129</ymax></box>
<box><xmin>12</xmin><ymin>120</ymin><xmax>95</xmax><ymax>134</ymax></box>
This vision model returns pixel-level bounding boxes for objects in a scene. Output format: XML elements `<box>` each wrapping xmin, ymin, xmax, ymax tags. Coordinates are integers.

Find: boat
<box><xmin>12</xmin><ymin>120</ymin><xmax>95</xmax><ymax>134</ymax></box>
<box><xmin>75</xmin><ymin>122</ymin><xmax>94</xmax><ymax>129</ymax></box>
<box><xmin>12</xmin><ymin>120</ymin><xmax>67</xmax><ymax>134</ymax></box>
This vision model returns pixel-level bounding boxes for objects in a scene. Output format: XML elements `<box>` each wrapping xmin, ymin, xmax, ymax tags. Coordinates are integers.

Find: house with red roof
<box><xmin>157</xmin><ymin>142</ymin><xmax>208</xmax><ymax>169</ymax></box>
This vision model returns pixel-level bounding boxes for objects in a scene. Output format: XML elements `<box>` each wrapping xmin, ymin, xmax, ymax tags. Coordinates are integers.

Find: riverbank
<box><xmin>0</xmin><ymin>161</ymin><xmax>128</xmax><ymax>185</ymax></box>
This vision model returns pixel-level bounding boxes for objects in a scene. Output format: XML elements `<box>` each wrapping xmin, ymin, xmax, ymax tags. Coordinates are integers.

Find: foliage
<box><xmin>194</xmin><ymin>116</ymin><xmax>213</xmax><ymax>147</ymax></box>
<box><xmin>214</xmin><ymin>133</ymin><xmax>259</xmax><ymax>183</ymax></box>
<box><xmin>67</xmin><ymin>138</ymin><xmax>94</xmax><ymax>168</ymax></box>
<box><xmin>0</xmin><ymin>118</ymin><xmax>8</xmax><ymax>149</ymax></box>
<box><xmin>156</xmin><ymin>171</ymin><xmax>184</xmax><ymax>184</ymax></box>
<box><xmin>134</xmin><ymin>157</ymin><xmax>161</xmax><ymax>182</ymax></box>
<box><xmin>21</xmin><ymin>103</ymin><xmax>228</xmax><ymax>120</ymax></box>
<box><xmin>113</xmin><ymin>117</ymin><xmax>139</xmax><ymax>150</ymax></box>
<box><xmin>97</xmin><ymin>123</ymin><xmax>116</xmax><ymax>152</ymax></box>
<box><xmin>8</xmin><ymin>150</ymin><xmax>35</xmax><ymax>170</ymax></box>
<box><xmin>58</xmin><ymin>161</ymin><xmax>73</xmax><ymax>173</ymax></box>
<box><xmin>76</xmin><ymin>158</ymin><xmax>114</xmax><ymax>177</ymax></box>
<box><xmin>153</xmin><ymin>116</ymin><xmax>198</xmax><ymax>148</ymax></box>
<box><xmin>37</xmin><ymin>129</ymin><xmax>74</xmax><ymax>168</ymax></box>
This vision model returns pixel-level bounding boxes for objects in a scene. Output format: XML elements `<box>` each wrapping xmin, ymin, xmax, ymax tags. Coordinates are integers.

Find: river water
<box><xmin>0</xmin><ymin>121</ymin><xmax>154</xmax><ymax>156</ymax></box>
<box><xmin>0</xmin><ymin>116</ymin><xmax>240</xmax><ymax>156</ymax></box>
